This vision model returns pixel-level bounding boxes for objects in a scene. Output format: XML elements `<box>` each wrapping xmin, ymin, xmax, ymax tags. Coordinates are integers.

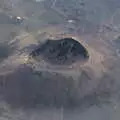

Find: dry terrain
<box><xmin>0</xmin><ymin>0</ymin><xmax>120</xmax><ymax>120</ymax></box>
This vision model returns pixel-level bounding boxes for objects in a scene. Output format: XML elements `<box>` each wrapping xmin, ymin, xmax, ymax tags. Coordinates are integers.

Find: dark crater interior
<box><xmin>30</xmin><ymin>38</ymin><xmax>89</xmax><ymax>65</ymax></box>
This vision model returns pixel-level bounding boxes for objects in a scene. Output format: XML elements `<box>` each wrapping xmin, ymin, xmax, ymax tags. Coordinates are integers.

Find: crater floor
<box><xmin>30</xmin><ymin>37</ymin><xmax>89</xmax><ymax>65</ymax></box>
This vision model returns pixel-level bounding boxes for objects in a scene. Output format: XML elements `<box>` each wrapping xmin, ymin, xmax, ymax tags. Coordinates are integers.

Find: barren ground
<box><xmin>0</xmin><ymin>0</ymin><xmax>120</xmax><ymax>120</ymax></box>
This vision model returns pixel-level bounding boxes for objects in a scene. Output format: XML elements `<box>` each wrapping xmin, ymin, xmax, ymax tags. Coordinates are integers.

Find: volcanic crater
<box><xmin>29</xmin><ymin>37</ymin><xmax>89</xmax><ymax>65</ymax></box>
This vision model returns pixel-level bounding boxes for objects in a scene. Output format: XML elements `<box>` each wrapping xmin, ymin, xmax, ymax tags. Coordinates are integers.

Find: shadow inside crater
<box><xmin>30</xmin><ymin>37</ymin><xmax>89</xmax><ymax>65</ymax></box>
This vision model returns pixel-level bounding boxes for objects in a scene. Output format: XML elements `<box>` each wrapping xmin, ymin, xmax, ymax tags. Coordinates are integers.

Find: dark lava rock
<box><xmin>30</xmin><ymin>38</ymin><xmax>89</xmax><ymax>65</ymax></box>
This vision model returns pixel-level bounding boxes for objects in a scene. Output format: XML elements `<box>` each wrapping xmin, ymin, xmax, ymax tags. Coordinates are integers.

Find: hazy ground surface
<box><xmin>0</xmin><ymin>0</ymin><xmax>120</xmax><ymax>120</ymax></box>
